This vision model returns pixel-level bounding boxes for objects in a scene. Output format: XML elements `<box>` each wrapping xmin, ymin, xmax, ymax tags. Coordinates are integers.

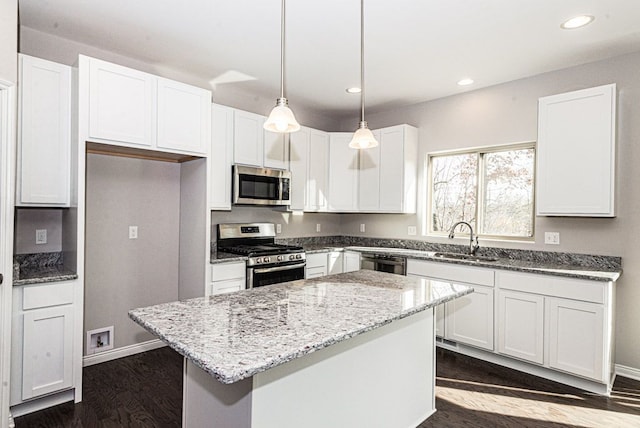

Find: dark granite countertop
<box><xmin>13</xmin><ymin>265</ymin><xmax>78</xmax><ymax>286</ymax></box>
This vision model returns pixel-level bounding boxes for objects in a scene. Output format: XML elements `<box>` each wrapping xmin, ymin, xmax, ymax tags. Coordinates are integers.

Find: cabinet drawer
<box><xmin>496</xmin><ymin>271</ymin><xmax>605</xmax><ymax>304</ymax></box>
<box><xmin>211</xmin><ymin>278</ymin><xmax>245</xmax><ymax>295</ymax></box>
<box><xmin>306</xmin><ymin>266</ymin><xmax>327</xmax><ymax>279</ymax></box>
<box><xmin>211</xmin><ymin>262</ymin><xmax>246</xmax><ymax>281</ymax></box>
<box><xmin>306</xmin><ymin>253</ymin><xmax>328</xmax><ymax>269</ymax></box>
<box><xmin>23</xmin><ymin>281</ymin><xmax>74</xmax><ymax>310</ymax></box>
<box><xmin>406</xmin><ymin>259</ymin><xmax>494</xmax><ymax>286</ymax></box>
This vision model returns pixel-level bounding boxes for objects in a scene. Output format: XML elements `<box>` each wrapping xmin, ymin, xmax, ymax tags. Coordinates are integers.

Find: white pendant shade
<box><xmin>264</xmin><ymin>98</ymin><xmax>300</xmax><ymax>132</ymax></box>
<box><xmin>349</xmin><ymin>121</ymin><xmax>378</xmax><ymax>149</ymax></box>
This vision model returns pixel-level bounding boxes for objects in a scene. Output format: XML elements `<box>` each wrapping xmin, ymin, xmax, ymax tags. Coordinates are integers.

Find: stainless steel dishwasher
<box><xmin>360</xmin><ymin>253</ymin><xmax>407</xmax><ymax>275</ymax></box>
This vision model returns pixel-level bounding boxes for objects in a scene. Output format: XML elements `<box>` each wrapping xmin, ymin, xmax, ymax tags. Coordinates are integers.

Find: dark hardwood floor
<box><xmin>15</xmin><ymin>347</ymin><xmax>640</xmax><ymax>427</ymax></box>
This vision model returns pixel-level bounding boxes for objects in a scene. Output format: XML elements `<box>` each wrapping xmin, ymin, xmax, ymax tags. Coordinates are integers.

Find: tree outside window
<box><xmin>429</xmin><ymin>144</ymin><xmax>535</xmax><ymax>239</ymax></box>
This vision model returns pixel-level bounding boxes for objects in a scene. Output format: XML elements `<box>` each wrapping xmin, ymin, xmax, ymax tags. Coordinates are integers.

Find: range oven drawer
<box><xmin>248</xmin><ymin>261</ymin><xmax>306</xmax><ymax>288</ymax></box>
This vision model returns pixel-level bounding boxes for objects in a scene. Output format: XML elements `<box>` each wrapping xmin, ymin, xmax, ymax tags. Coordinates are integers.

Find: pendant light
<box><xmin>264</xmin><ymin>0</ymin><xmax>300</xmax><ymax>133</ymax></box>
<box><xmin>349</xmin><ymin>0</ymin><xmax>378</xmax><ymax>149</ymax></box>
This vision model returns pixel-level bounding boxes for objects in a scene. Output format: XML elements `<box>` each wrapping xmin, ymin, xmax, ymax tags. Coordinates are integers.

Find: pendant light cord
<box><xmin>360</xmin><ymin>0</ymin><xmax>365</xmax><ymax>123</ymax></box>
<box><xmin>280</xmin><ymin>0</ymin><xmax>286</xmax><ymax>99</ymax></box>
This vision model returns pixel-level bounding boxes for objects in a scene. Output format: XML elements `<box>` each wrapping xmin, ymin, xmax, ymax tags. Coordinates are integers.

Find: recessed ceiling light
<box><xmin>457</xmin><ymin>78</ymin><xmax>474</xmax><ymax>86</ymax></box>
<box><xmin>346</xmin><ymin>87</ymin><xmax>362</xmax><ymax>94</ymax></box>
<box><xmin>561</xmin><ymin>15</ymin><xmax>595</xmax><ymax>30</ymax></box>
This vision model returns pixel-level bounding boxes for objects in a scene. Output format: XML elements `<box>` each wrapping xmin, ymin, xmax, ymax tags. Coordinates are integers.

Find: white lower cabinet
<box><xmin>11</xmin><ymin>281</ymin><xmax>77</xmax><ymax>407</ymax></box>
<box><xmin>343</xmin><ymin>251</ymin><xmax>361</xmax><ymax>273</ymax></box>
<box><xmin>327</xmin><ymin>252</ymin><xmax>343</xmax><ymax>275</ymax></box>
<box><xmin>497</xmin><ymin>290</ymin><xmax>544</xmax><ymax>364</ymax></box>
<box><xmin>547</xmin><ymin>297</ymin><xmax>605</xmax><ymax>381</ymax></box>
<box><xmin>210</xmin><ymin>262</ymin><xmax>246</xmax><ymax>295</ymax></box>
<box><xmin>407</xmin><ymin>259</ymin><xmax>495</xmax><ymax>350</ymax></box>
<box><xmin>305</xmin><ymin>253</ymin><xmax>328</xmax><ymax>279</ymax></box>
<box><xmin>445</xmin><ymin>284</ymin><xmax>494</xmax><ymax>351</ymax></box>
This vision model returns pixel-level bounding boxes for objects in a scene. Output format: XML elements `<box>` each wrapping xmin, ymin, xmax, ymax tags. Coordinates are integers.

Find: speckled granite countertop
<box><xmin>13</xmin><ymin>252</ymin><xmax>78</xmax><ymax>286</ymax></box>
<box><xmin>129</xmin><ymin>270</ymin><xmax>473</xmax><ymax>384</ymax></box>
<box><xmin>13</xmin><ymin>266</ymin><xmax>78</xmax><ymax>286</ymax></box>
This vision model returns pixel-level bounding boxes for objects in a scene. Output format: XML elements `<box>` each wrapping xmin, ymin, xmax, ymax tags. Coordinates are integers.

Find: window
<box><xmin>428</xmin><ymin>143</ymin><xmax>535</xmax><ymax>239</ymax></box>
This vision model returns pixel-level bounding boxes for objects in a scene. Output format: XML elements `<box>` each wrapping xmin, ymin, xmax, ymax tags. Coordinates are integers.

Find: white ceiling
<box><xmin>18</xmin><ymin>0</ymin><xmax>640</xmax><ymax>119</ymax></box>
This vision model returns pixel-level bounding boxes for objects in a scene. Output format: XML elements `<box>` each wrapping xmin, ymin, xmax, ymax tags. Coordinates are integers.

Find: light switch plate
<box><xmin>35</xmin><ymin>229</ymin><xmax>47</xmax><ymax>245</ymax></box>
<box><xmin>408</xmin><ymin>226</ymin><xmax>417</xmax><ymax>236</ymax></box>
<box><xmin>360</xmin><ymin>224</ymin><xmax>366</xmax><ymax>233</ymax></box>
<box><xmin>129</xmin><ymin>226</ymin><xmax>138</xmax><ymax>239</ymax></box>
<box><xmin>316</xmin><ymin>223</ymin><xmax>321</xmax><ymax>232</ymax></box>
<box><xmin>544</xmin><ymin>232</ymin><xmax>560</xmax><ymax>245</ymax></box>
<box><xmin>276</xmin><ymin>224</ymin><xmax>282</xmax><ymax>234</ymax></box>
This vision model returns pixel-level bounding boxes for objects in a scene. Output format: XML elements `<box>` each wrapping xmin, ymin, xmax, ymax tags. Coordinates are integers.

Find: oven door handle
<box><xmin>253</xmin><ymin>262</ymin><xmax>306</xmax><ymax>274</ymax></box>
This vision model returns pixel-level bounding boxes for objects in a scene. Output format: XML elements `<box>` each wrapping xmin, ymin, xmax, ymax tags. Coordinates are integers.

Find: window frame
<box><xmin>426</xmin><ymin>141</ymin><xmax>536</xmax><ymax>242</ymax></box>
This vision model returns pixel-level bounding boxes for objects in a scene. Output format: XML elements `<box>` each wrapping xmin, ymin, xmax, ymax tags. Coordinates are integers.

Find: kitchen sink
<box><xmin>432</xmin><ymin>252</ymin><xmax>498</xmax><ymax>263</ymax></box>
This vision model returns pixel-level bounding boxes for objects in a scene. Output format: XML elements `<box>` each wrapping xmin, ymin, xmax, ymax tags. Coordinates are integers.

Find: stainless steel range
<box><xmin>217</xmin><ymin>223</ymin><xmax>306</xmax><ymax>288</ymax></box>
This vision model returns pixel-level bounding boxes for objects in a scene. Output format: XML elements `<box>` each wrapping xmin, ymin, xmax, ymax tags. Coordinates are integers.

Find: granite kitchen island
<box><xmin>129</xmin><ymin>270</ymin><xmax>473</xmax><ymax>428</ymax></box>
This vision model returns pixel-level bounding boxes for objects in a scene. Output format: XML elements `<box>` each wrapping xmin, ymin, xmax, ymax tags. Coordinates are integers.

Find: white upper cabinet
<box><xmin>233</xmin><ymin>109</ymin><xmax>265</xmax><ymax>167</ymax></box>
<box><xmin>358</xmin><ymin>125</ymin><xmax>418</xmax><ymax>213</ymax></box>
<box><xmin>81</xmin><ymin>55</ymin><xmax>210</xmax><ymax>155</ymax></box>
<box><xmin>157</xmin><ymin>77</ymin><xmax>211</xmax><ymax>155</ymax></box>
<box><xmin>290</xmin><ymin>126</ymin><xmax>329</xmax><ymax>212</ymax></box>
<box><xmin>17</xmin><ymin>54</ymin><xmax>71</xmax><ymax>206</ymax></box>
<box><xmin>264</xmin><ymin>131</ymin><xmax>289</xmax><ymax>169</ymax></box>
<box><xmin>210</xmin><ymin>103</ymin><xmax>234</xmax><ymax>210</ymax></box>
<box><xmin>328</xmin><ymin>133</ymin><xmax>359</xmax><ymax>212</ymax></box>
<box><xmin>87</xmin><ymin>56</ymin><xmax>155</xmax><ymax>147</ymax></box>
<box><xmin>537</xmin><ymin>84</ymin><xmax>616</xmax><ymax>217</ymax></box>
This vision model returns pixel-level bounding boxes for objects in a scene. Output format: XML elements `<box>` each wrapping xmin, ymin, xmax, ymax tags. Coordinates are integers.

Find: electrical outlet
<box><xmin>360</xmin><ymin>223</ymin><xmax>366</xmax><ymax>233</ymax></box>
<box><xmin>544</xmin><ymin>232</ymin><xmax>560</xmax><ymax>245</ymax></box>
<box><xmin>276</xmin><ymin>224</ymin><xmax>282</xmax><ymax>234</ymax></box>
<box><xmin>408</xmin><ymin>226</ymin><xmax>417</xmax><ymax>236</ymax></box>
<box><xmin>129</xmin><ymin>226</ymin><xmax>138</xmax><ymax>239</ymax></box>
<box><xmin>35</xmin><ymin>229</ymin><xmax>47</xmax><ymax>245</ymax></box>
<box><xmin>316</xmin><ymin>223</ymin><xmax>321</xmax><ymax>232</ymax></box>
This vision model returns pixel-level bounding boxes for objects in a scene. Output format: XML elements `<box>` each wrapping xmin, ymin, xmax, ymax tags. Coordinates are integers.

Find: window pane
<box><xmin>482</xmin><ymin>148</ymin><xmax>534</xmax><ymax>237</ymax></box>
<box><xmin>430</xmin><ymin>153</ymin><xmax>477</xmax><ymax>233</ymax></box>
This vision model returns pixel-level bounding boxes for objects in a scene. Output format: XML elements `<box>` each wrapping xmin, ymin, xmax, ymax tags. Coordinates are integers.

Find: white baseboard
<box><xmin>615</xmin><ymin>364</ymin><xmax>640</xmax><ymax>382</ymax></box>
<box><xmin>83</xmin><ymin>339</ymin><xmax>167</xmax><ymax>367</ymax></box>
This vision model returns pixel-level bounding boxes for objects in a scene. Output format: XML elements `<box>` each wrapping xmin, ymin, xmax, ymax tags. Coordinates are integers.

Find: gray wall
<box><xmin>339</xmin><ymin>51</ymin><xmax>640</xmax><ymax>370</ymax></box>
<box><xmin>14</xmin><ymin>209</ymin><xmax>63</xmax><ymax>253</ymax></box>
<box><xmin>84</xmin><ymin>154</ymin><xmax>180</xmax><ymax>353</ymax></box>
<box><xmin>211</xmin><ymin>206</ymin><xmax>342</xmax><ymax>240</ymax></box>
<box><xmin>0</xmin><ymin>0</ymin><xmax>17</xmax><ymax>83</ymax></box>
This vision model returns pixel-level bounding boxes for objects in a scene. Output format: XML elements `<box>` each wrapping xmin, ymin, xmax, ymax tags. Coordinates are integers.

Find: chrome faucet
<box><xmin>448</xmin><ymin>221</ymin><xmax>480</xmax><ymax>256</ymax></box>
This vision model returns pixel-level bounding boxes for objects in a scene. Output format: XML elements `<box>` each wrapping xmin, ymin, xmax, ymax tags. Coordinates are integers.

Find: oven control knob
<box><xmin>295</xmin><ymin>254</ymin><xmax>302</xmax><ymax>260</ymax></box>
<box><xmin>289</xmin><ymin>255</ymin><xmax>295</xmax><ymax>261</ymax></box>
<box><xmin>263</xmin><ymin>257</ymin><xmax>271</xmax><ymax>263</ymax></box>
<box><xmin>255</xmin><ymin>258</ymin><xmax>261</xmax><ymax>264</ymax></box>
<box><xmin>277</xmin><ymin>255</ymin><xmax>284</xmax><ymax>262</ymax></box>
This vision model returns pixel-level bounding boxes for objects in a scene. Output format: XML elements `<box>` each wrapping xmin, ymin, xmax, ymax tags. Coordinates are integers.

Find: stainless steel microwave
<box><xmin>232</xmin><ymin>165</ymin><xmax>291</xmax><ymax>206</ymax></box>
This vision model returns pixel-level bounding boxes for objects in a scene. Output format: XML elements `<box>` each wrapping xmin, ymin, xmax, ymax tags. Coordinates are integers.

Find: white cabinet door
<box><xmin>18</xmin><ymin>54</ymin><xmax>71</xmax><ymax>206</ymax></box>
<box><xmin>210</xmin><ymin>103</ymin><xmax>234</xmax><ymax>210</ymax></box>
<box><xmin>307</xmin><ymin>130</ymin><xmax>330</xmax><ymax>211</ymax></box>
<box><xmin>343</xmin><ymin>251</ymin><xmax>361</xmax><ymax>273</ymax></box>
<box><xmin>548</xmin><ymin>297</ymin><xmax>605</xmax><ymax>381</ymax></box>
<box><xmin>264</xmin><ymin>131</ymin><xmax>289</xmax><ymax>169</ymax></box>
<box><xmin>22</xmin><ymin>305</ymin><xmax>74</xmax><ymax>400</ymax></box>
<box><xmin>445</xmin><ymin>284</ymin><xmax>494</xmax><ymax>351</ymax></box>
<box><xmin>497</xmin><ymin>290</ymin><xmax>544</xmax><ymax>364</ymax></box>
<box><xmin>157</xmin><ymin>77</ymin><xmax>210</xmax><ymax>155</ymax></box>
<box><xmin>306</xmin><ymin>253</ymin><xmax>328</xmax><ymax>278</ymax></box>
<box><xmin>233</xmin><ymin>109</ymin><xmax>265</xmax><ymax>166</ymax></box>
<box><xmin>328</xmin><ymin>133</ymin><xmax>359</xmax><ymax>212</ymax></box>
<box><xmin>289</xmin><ymin>127</ymin><xmax>310</xmax><ymax>211</ymax></box>
<box><xmin>435</xmin><ymin>304</ymin><xmax>445</xmax><ymax>338</ymax></box>
<box><xmin>378</xmin><ymin>125</ymin><xmax>417</xmax><ymax>213</ymax></box>
<box><xmin>88</xmin><ymin>57</ymin><xmax>155</xmax><ymax>147</ymax></box>
<box><xmin>537</xmin><ymin>84</ymin><xmax>616</xmax><ymax>217</ymax></box>
<box><xmin>328</xmin><ymin>252</ymin><xmax>344</xmax><ymax>275</ymax></box>
<box><xmin>358</xmin><ymin>130</ymin><xmax>381</xmax><ymax>212</ymax></box>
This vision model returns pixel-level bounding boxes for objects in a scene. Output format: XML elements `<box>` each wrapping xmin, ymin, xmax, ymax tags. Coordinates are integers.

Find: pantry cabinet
<box><xmin>537</xmin><ymin>84</ymin><xmax>616</xmax><ymax>217</ymax></box>
<box><xmin>17</xmin><ymin>54</ymin><xmax>71</xmax><ymax>206</ymax></box>
<box><xmin>210</xmin><ymin>103</ymin><xmax>234</xmax><ymax>210</ymax></box>
<box><xmin>81</xmin><ymin>55</ymin><xmax>210</xmax><ymax>156</ymax></box>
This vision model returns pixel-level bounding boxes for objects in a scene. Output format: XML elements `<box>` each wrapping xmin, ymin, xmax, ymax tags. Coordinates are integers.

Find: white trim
<box><xmin>82</xmin><ymin>339</ymin><xmax>166</xmax><ymax>367</ymax></box>
<box><xmin>0</xmin><ymin>81</ymin><xmax>17</xmax><ymax>428</ymax></box>
<box><xmin>9</xmin><ymin>389</ymin><xmax>74</xmax><ymax>418</ymax></box>
<box><xmin>615</xmin><ymin>364</ymin><xmax>640</xmax><ymax>382</ymax></box>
